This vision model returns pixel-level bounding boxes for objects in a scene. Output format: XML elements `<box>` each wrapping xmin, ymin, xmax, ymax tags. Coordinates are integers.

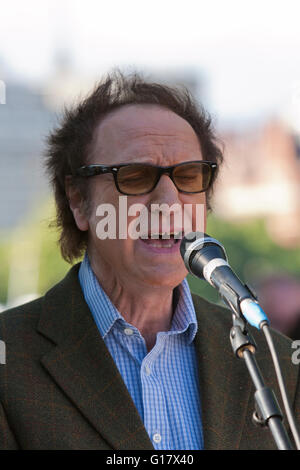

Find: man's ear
<box><xmin>65</xmin><ymin>176</ymin><xmax>89</xmax><ymax>231</ymax></box>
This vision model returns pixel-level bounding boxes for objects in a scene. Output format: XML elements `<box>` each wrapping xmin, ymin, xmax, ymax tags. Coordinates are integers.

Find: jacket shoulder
<box><xmin>191</xmin><ymin>291</ymin><xmax>232</xmax><ymax>327</ymax></box>
<box><xmin>0</xmin><ymin>264</ymin><xmax>81</xmax><ymax>344</ymax></box>
<box><xmin>0</xmin><ymin>297</ymin><xmax>43</xmax><ymax>339</ymax></box>
<box><xmin>191</xmin><ymin>291</ymin><xmax>294</xmax><ymax>354</ymax></box>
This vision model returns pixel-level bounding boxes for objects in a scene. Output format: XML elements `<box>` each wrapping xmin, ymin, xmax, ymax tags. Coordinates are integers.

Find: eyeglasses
<box><xmin>73</xmin><ymin>160</ymin><xmax>217</xmax><ymax>196</ymax></box>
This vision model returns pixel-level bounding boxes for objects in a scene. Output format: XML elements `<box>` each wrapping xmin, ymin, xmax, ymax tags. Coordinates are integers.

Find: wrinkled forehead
<box><xmin>89</xmin><ymin>104</ymin><xmax>201</xmax><ymax>163</ymax></box>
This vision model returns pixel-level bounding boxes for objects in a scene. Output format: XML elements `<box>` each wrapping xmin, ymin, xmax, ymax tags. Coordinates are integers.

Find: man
<box><xmin>0</xmin><ymin>72</ymin><xmax>299</xmax><ymax>450</ymax></box>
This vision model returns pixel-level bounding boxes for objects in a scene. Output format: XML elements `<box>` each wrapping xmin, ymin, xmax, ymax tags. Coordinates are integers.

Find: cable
<box><xmin>262</xmin><ymin>322</ymin><xmax>300</xmax><ymax>450</ymax></box>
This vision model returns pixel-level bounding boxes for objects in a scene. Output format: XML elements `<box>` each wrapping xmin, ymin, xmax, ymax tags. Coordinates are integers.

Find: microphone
<box><xmin>180</xmin><ymin>232</ymin><xmax>269</xmax><ymax>330</ymax></box>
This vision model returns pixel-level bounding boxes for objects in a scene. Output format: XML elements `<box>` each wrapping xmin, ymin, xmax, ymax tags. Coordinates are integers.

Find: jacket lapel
<box><xmin>37</xmin><ymin>264</ymin><xmax>153</xmax><ymax>450</ymax></box>
<box><xmin>192</xmin><ymin>294</ymin><xmax>253</xmax><ymax>450</ymax></box>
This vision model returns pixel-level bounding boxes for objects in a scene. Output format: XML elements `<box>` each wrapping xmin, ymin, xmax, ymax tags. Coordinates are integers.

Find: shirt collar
<box><xmin>78</xmin><ymin>252</ymin><xmax>198</xmax><ymax>344</ymax></box>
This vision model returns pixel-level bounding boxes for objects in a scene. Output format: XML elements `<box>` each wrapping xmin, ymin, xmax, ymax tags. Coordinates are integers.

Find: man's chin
<box><xmin>137</xmin><ymin>264</ymin><xmax>187</xmax><ymax>290</ymax></box>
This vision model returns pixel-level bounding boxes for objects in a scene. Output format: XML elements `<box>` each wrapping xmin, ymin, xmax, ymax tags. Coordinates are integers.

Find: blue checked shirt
<box><xmin>79</xmin><ymin>254</ymin><xmax>203</xmax><ymax>450</ymax></box>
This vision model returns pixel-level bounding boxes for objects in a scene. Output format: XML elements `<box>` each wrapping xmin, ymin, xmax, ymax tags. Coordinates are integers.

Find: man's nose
<box><xmin>147</xmin><ymin>174</ymin><xmax>182</xmax><ymax>233</ymax></box>
<box><xmin>150</xmin><ymin>173</ymin><xmax>180</xmax><ymax>205</ymax></box>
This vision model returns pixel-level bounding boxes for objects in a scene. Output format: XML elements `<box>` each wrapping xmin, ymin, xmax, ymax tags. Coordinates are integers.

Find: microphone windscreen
<box><xmin>180</xmin><ymin>232</ymin><xmax>208</xmax><ymax>258</ymax></box>
<box><xmin>180</xmin><ymin>232</ymin><xmax>227</xmax><ymax>277</ymax></box>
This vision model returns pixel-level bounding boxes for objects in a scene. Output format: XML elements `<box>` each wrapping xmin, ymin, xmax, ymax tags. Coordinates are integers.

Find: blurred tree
<box><xmin>188</xmin><ymin>215</ymin><xmax>300</xmax><ymax>305</ymax></box>
<box><xmin>0</xmin><ymin>199</ymin><xmax>69</xmax><ymax>307</ymax></box>
<box><xmin>0</xmin><ymin>234</ymin><xmax>10</xmax><ymax>306</ymax></box>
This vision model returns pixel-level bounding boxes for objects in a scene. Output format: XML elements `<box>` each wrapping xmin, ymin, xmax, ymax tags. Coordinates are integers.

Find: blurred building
<box><xmin>147</xmin><ymin>66</ymin><xmax>202</xmax><ymax>99</ymax></box>
<box><xmin>0</xmin><ymin>81</ymin><xmax>54</xmax><ymax>228</ymax></box>
<box><xmin>42</xmin><ymin>50</ymin><xmax>96</xmax><ymax>111</ymax></box>
<box><xmin>213</xmin><ymin>120</ymin><xmax>300</xmax><ymax>247</ymax></box>
<box><xmin>257</xmin><ymin>275</ymin><xmax>300</xmax><ymax>339</ymax></box>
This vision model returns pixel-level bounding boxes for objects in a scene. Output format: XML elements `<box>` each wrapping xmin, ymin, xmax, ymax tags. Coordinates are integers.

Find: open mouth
<box><xmin>139</xmin><ymin>231</ymin><xmax>183</xmax><ymax>249</ymax></box>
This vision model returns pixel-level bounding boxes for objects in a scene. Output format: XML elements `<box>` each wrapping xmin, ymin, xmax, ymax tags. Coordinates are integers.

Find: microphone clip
<box><xmin>230</xmin><ymin>316</ymin><xmax>257</xmax><ymax>359</ymax></box>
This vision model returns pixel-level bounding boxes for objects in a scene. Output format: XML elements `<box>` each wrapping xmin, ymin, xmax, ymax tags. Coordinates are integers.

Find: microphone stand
<box><xmin>230</xmin><ymin>315</ymin><xmax>293</xmax><ymax>450</ymax></box>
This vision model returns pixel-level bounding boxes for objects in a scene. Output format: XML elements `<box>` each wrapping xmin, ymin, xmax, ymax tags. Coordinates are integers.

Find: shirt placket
<box><xmin>141</xmin><ymin>333</ymin><xmax>171</xmax><ymax>449</ymax></box>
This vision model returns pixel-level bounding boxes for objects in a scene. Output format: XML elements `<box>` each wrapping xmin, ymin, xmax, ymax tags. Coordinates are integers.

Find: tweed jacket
<box><xmin>0</xmin><ymin>263</ymin><xmax>299</xmax><ymax>450</ymax></box>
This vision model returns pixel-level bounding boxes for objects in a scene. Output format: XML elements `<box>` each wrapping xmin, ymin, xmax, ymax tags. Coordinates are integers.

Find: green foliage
<box><xmin>187</xmin><ymin>215</ymin><xmax>300</xmax><ymax>304</ymax></box>
<box><xmin>0</xmin><ymin>234</ymin><xmax>10</xmax><ymax>305</ymax></box>
<box><xmin>0</xmin><ymin>199</ymin><xmax>70</xmax><ymax>306</ymax></box>
<box><xmin>36</xmin><ymin>210</ymin><xmax>71</xmax><ymax>296</ymax></box>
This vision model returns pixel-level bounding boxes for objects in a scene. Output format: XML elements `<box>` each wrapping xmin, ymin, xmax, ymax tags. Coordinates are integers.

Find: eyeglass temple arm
<box><xmin>74</xmin><ymin>165</ymin><xmax>112</xmax><ymax>177</ymax></box>
<box><xmin>74</xmin><ymin>161</ymin><xmax>218</xmax><ymax>177</ymax></box>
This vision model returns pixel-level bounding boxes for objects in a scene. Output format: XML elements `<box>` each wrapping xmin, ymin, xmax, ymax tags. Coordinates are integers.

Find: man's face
<box><xmin>74</xmin><ymin>104</ymin><xmax>207</xmax><ymax>289</ymax></box>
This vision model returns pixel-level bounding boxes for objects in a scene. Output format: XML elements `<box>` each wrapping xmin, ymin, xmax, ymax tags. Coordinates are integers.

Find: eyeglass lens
<box><xmin>117</xmin><ymin>162</ymin><xmax>212</xmax><ymax>194</ymax></box>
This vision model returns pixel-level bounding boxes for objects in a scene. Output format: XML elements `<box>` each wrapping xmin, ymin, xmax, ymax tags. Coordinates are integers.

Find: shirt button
<box><xmin>145</xmin><ymin>365</ymin><xmax>151</xmax><ymax>375</ymax></box>
<box><xmin>124</xmin><ymin>328</ymin><xmax>134</xmax><ymax>336</ymax></box>
<box><xmin>153</xmin><ymin>433</ymin><xmax>162</xmax><ymax>443</ymax></box>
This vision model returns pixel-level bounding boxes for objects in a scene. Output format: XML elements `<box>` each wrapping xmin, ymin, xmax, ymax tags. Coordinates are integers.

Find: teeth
<box><xmin>140</xmin><ymin>231</ymin><xmax>183</xmax><ymax>239</ymax></box>
<box><xmin>149</xmin><ymin>231</ymin><xmax>183</xmax><ymax>239</ymax></box>
<box><xmin>150</xmin><ymin>244</ymin><xmax>173</xmax><ymax>248</ymax></box>
<box><xmin>173</xmin><ymin>231</ymin><xmax>182</xmax><ymax>238</ymax></box>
